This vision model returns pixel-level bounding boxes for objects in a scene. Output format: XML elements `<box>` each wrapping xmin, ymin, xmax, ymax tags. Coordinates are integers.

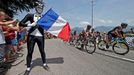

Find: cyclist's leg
<box><xmin>106</xmin><ymin>32</ymin><xmax>113</xmax><ymax>48</ymax></box>
<box><xmin>109</xmin><ymin>33</ymin><xmax>117</xmax><ymax>46</ymax></box>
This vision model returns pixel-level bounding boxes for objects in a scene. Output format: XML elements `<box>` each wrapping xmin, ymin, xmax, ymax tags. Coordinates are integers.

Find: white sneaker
<box><xmin>43</xmin><ymin>63</ymin><xmax>47</xmax><ymax>67</ymax></box>
<box><xmin>26</xmin><ymin>67</ymin><xmax>31</xmax><ymax>71</ymax></box>
<box><xmin>43</xmin><ymin>64</ymin><xmax>49</xmax><ymax>71</ymax></box>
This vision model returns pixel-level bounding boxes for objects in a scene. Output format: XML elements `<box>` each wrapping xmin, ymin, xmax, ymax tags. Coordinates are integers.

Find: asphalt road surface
<box><xmin>6</xmin><ymin>39</ymin><xmax>134</xmax><ymax>75</ymax></box>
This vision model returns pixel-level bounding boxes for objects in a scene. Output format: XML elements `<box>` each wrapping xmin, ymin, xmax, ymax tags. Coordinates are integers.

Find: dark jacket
<box><xmin>19</xmin><ymin>14</ymin><xmax>44</xmax><ymax>36</ymax></box>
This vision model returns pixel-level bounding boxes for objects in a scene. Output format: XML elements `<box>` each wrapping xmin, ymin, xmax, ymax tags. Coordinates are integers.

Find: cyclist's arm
<box><xmin>120</xmin><ymin>31</ymin><xmax>126</xmax><ymax>39</ymax></box>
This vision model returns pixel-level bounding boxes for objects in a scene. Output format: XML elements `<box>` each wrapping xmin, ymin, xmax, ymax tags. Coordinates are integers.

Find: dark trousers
<box><xmin>27</xmin><ymin>35</ymin><xmax>46</xmax><ymax>67</ymax></box>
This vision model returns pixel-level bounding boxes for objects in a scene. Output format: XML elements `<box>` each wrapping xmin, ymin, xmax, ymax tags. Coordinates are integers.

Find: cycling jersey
<box><xmin>108</xmin><ymin>26</ymin><xmax>123</xmax><ymax>38</ymax></box>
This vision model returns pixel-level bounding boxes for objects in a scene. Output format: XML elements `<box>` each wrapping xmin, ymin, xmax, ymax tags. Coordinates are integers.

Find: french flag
<box><xmin>37</xmin><ymin>8</ymin><xmax>71</xmax><ymax>41</ymax></box>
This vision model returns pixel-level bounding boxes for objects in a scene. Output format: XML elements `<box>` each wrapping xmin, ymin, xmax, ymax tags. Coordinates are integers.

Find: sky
<box><xmin>15</xmin><ymin>0</ymin><xmax>134</xmax><ymax>29</ymax></box>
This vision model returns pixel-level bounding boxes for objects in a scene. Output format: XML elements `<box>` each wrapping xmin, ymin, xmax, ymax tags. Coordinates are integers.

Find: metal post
<box><xmin>91</xmin><ymin>0</ymin><xmax>94</xmax><ymax>28</ymax></box>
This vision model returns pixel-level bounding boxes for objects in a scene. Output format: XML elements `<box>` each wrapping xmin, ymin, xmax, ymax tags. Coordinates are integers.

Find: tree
<box><xmin>0</xmin><ymin>0</ymin><xmax>39</xmax><ymax>17</ymax></box>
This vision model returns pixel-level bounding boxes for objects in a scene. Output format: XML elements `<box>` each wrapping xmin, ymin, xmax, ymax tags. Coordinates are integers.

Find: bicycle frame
<box><xmin>111</xmin><ymin>37</ymin><xmax>127</xmax><ymax>46</ymax></box>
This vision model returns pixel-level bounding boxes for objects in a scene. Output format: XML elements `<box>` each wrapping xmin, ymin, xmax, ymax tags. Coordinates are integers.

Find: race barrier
<box><xmin>126</xmin><ymin>37</ymin><xmax>134</xmax><ymax>47</ymax></box>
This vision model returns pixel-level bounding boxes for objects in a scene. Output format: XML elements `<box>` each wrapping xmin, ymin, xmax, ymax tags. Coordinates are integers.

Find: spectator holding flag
<box><xmin>19</xmin><ymin>0</ymin><xmax>49</xmax><ymax>73</ymax></box>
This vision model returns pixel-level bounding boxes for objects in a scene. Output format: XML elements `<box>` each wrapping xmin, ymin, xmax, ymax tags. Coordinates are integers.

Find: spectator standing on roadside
<box><xmin>0</xmin><ymin>9</ymin><xmax>16</xmax><ymax>62</ymax></box>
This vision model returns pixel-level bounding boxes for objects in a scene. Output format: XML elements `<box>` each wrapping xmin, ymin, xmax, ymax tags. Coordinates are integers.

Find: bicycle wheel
<box><xmin>98</xmin><ymin>40</ymin><xmax>106</xmax><ymax>50</ymax></box>
<box><xmin>85</xmin><ymin>40</ymin><xmax>96</xmax><ymax>54</ymax></box>
<box><xmin>72</xmin><ymin>39</ymin><xmax>77</xmax><ymax>46</ymax></box>
<box><xmin>112</xmin><ymin>42</ymin><xmax>129</xmax><ymax>55</ymax></box>
<box><xmin>74</xmin><ymin>40</ymin><xmax>81</xmax><ymax>48</ymax></box>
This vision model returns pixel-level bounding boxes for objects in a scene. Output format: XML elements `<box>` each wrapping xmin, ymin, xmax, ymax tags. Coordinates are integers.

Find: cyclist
<box><xmin>77</xmin><ymin>30</ymin><xmax>86</xmax><ymax>48</ymax></box>
<box><xmin>101</xmin><ymin>32</ymin><xmax>107</xmax><ymax>41</ymax></box>
<box><xmin>73</xmin><ymin>30</ymin><xmax>77</xmax><ymax>40</ymax></box>
<box><xmin>86</xmin><ymin>25</ymin><xmax>92</xmax><ymax>37</ymax></box>
<box><xmin>106</xmin><ymin>23</ymin><xmax>128</xmax><ymax>48</ymax></box>
<box><xmin>86</xmin><ymin>25</ymin><xmax>96</xmax><ymax>41</ymax></box>
<box><xmin>96</xmin><ymin>31</ymin><xmax>101</xmax><ymax>44</ymax></box>
<box><xmin>131</xmin><ymin>27</ymin><xmax>134</xmax><ymax>33</ymax></box>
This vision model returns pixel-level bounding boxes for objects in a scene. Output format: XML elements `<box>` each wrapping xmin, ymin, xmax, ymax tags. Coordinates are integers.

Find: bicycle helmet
<box><xmin>86</xmin><ymin>25</ymin><xmax>92</xmax><ymax>32</ymax></box>
<box><xmin>121</xmin><ymin>23</ymin><xmax>128</xmax><ymax>28</ymax></box>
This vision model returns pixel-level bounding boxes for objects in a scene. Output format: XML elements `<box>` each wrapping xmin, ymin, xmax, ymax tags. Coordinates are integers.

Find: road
<box><xmin>6</xmin><ymin>39</ymin><xmax>134</xmax><ymax>75</ymax></box>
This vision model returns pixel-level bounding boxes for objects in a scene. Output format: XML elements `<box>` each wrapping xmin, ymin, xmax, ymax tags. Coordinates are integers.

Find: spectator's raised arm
<box><xmin>0</xmin><ymin>19</ymin><xmax>16</xmax><ymax>25</ymax></box>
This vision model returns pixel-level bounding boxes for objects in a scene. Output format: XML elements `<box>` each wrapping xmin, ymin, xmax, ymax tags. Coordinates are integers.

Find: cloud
<box><xmin>80</xmin><ymin>21</ymin><xmax>91</xmax><ymax>25</ymax></box>
<box><xmin>97</xmin><ymin>19</ymin><xmax>113</xmax><ymax>24</ymax></box>
<box><xmin>99</xmin><ymin>19</ymin><xmax>106</xmax><ymax>23</ymax></box>
<box><xmin>107</xmin><ymin>20</ymin><xmax>113</xmax><ymax>23</ymax></box>
<box><xmin>125</xmin><ymin>19</ymin><xmax>134</xmax><ymax>23</ymax></box>
<box><xmin>79</xmin><ymin>21</ymin><xmax>91</xmax><ymax>29</ymax></box>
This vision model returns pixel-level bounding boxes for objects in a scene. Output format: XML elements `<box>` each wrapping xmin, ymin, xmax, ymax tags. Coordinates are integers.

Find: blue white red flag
<box><xmin>37</xmin><ymin>8</ymin><xmax>70</xmax><ymax>41</ymax></box>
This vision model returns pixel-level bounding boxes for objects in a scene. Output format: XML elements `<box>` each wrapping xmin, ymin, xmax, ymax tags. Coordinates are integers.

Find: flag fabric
<box><xmin>37</xmin><ymin>8</ymin><xmax>70</xmax><ymax>41</ymax></box>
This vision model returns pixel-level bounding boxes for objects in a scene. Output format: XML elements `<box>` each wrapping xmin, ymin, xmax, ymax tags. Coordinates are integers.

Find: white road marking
<box><xmin>95</xmin><ymin>52</ymin><xmax>134</xmax><ymax>63</ymax></box>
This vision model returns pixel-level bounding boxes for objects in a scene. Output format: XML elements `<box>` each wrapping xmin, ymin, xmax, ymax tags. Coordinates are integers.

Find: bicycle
<box><xmin>69</xmin><ymin>35</ymin><xmax>77</xmax><ymax>46</ymax></box>
<box><xmin>83</xmin><ymin>35</ymin><xmax>96</xmax><ymax>54</ymax></box>
<box><xmin>74</xmin><ymin>37</ymin><xmax>84</xmax><ymax>49</ymax></box>
<box><xmin>98</xmin><ymin>37</ymin><xmax>129</xmax><ymax>55</ymax></box>
<box><xmin>74</xmin><ymin>32</ymin><xmax>96</xmax><ymax>54</ymax></box>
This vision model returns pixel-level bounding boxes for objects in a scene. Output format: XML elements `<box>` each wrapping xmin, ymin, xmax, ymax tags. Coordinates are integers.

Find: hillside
<box><xmin>95</xmin><ymin>25</ymin><xmax>134</xmax><ymax>32</ymax></box>
<box><xmin>71</xmin><ymin>26</ymin><xmax>134</xmax><ymax>33</ymax></box>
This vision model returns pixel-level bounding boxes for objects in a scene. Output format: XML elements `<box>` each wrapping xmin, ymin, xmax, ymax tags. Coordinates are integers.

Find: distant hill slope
<box><xmin>71</xmin><ymin>26</ymin><xmax>134</xmax><ymax>33</ymax></box>
<box><xmin>95</xmin><ymin>25</ymin><xmax>134</xmax><ymax>32</ymax></box>
<box><xmin>71</xmin><ymin>27</ymin><xmax>84</xmax><ymax>33</ymax></box>
<box><xmin>95</xmin><ymin>26</ymin><xmax>113</xmax><ymax>32</ymax></box>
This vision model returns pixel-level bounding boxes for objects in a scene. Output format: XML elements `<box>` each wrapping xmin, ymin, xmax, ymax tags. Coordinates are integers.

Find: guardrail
<box><xmin>126</xmin><ymin>37</ymin><xmax>134</xmax><ymax>50</ymax></box>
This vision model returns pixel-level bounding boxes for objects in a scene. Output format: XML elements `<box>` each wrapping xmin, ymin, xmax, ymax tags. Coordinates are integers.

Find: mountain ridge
<box><xmin>71</xmin><ymin>25</ymin><xmax>134</xmax><ymax>33</ymax></box>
